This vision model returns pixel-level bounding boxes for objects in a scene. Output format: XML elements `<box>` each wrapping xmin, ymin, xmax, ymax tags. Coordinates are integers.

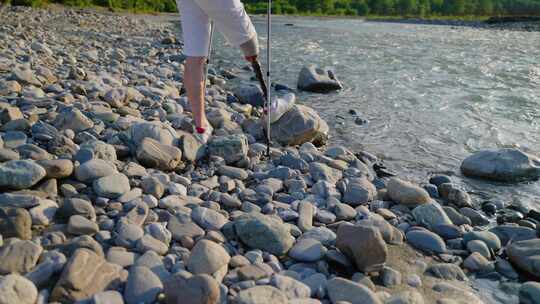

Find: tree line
<box><xmin>244</xmin><ymin>0</ymin><xmax>540</xmax><ymax>16</ymax></box>
<box><xmin>4</xmin><ymin>0</ymin><xmax>540</xmax><ymax>16</ymax></box>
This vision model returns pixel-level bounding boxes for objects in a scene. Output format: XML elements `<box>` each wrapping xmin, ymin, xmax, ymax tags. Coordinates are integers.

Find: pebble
<box><xmin>289</xmin><ymin>238</ymin><xmax>327</xmax><ymax>262</ymax></box>
<box><xmin>124</xmin><ymin>266</ymin><xmax>163</xmax><ymax>304</ymax></box>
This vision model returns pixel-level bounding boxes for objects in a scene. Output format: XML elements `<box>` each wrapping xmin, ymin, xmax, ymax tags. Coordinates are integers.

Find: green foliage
<box><xmin>6</xmin><ymin>0</ymin><xmax>540</xmax><ymax>16</ymax></box>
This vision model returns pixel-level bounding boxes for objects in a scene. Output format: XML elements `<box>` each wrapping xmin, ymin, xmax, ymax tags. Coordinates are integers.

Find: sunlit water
<box><xmin>166</xmin><ymin>15</ymin><xmax>540</xmax><ymax>210</ymax></box>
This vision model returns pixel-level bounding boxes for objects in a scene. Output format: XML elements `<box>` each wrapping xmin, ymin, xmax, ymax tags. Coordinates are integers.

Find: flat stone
<box><xmin>463</xmin><ymin>252</ymin><xmax>494</xmax><ymax>273</ymax></box>
<box><xmin>297</xmin><ymin>201</ymin><xmax>314</xmax><ymax>232</ymax></box>
<box><xmin>0</xmin><ymin>274</ymin><xmax>38</xmax><ymax>304</ymax></box>
<box><xmin>234</xmin><ymin>213</ymin><xmax>294</xmax><ymax>256</ymax></box>
<box><xmin>387</xmin><ymin>178</ymin><xmax>431</xmax><ymax>206</ymax></box>
<box><xmin>0</xmin><ymin>160</ymin><xmax>46</xmax><ymax>189</ymax></box>
<box><xmin>0</xmin><ymin>240</ymin><xmax>42</xmax><ymax>274</ymax></box>
<box><xmin>507</xmin><ymin>238</ymin><xmax>540</xmax><ymax>279</ymax></box>
<box><xmin>234</xmin><ymin>286</ymin><xmax>288</xmax><ymax>304</ymax></box>
<box><xmin>191</xmin><ymin>206</ymin><xmax>228</xmax><ymax>231</ymax></box>
<box><xmin>406</xmin><ymin>230</ymin><xmax>447</xmax><ymax>254</ymax></box>
<box><xmin>461</xmin><ymin>148</ymin><xmax>540</xmax><ymax>182</ymax></box>
<box><xmin>51</xmin><ymin>249</ymin><xmax>123</xmax><ymax>303</ymax></box>
<box><xmin>0</xmin><ymin>207</ymin><xmax>32</xmax><ymax>239</ymax></box>
<box><xmin>164</xmin><ymin>273</ymin><xmax>220</xmax><ymax>304</ymax></box>
<box><xmin>36</xmin><ymin>159</ymin><xmax>73</xmax><ymax>179</ymax></box>
<box><xmin>74</xmin><ymin>159</ymin><xmax>117</xmax><ymax>182</ymax></box>
<box><xmin>136</xmin><ymin>137</ymin><xmax>182</xmax><ymax>171</ymax></box>
<box><xmin>336</xmin><ymin>223</ymin><xmax>387</xmax><ymax>272</ymax></box>
<box><xmin>124</xmin><ymin>266</ymin><xmax>163</xmax><ymax>304</ymax></box>
<box><xmin>67</xmin><ymin>215</ymin><xmax>99</xmax><ymax>236</ymax></box>
<box><xmin>425</xmin><ymin>263</ymin><xmax>467</xmax><ymax>281</ymax></box>
<box><xmin>326</xmin><ymin>277</ymin><xmax>382</xmax><ymax>304</ymax></box>
<box><xmin>289</xmin><ymin>238</ymin><xmax>327</xmax><ymax>262</ymax></box>
<box><xmin>53</xmin><ymin>107</ymin><xmax>94</xmax><ymax>132</ymax></box>
<box><xmin>238</xmin><ymin>263</ymin><xmax>271</xmax><ymax>281</ymax></box>
<box><xmin>271</xmin><ymin>274</ymin><xmax>311</xmax><ymax>299</ymax></box>
<box><xmin>57</xmin><ymin>197</ymin><xmax>96</xmax><ymax>221</ymax></box>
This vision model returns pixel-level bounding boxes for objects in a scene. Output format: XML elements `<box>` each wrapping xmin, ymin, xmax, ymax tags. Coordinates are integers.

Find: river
<box><xmin>167</xmin><ymin>15</ymin><xmax>540</xmax><ymax>210</ymax></box>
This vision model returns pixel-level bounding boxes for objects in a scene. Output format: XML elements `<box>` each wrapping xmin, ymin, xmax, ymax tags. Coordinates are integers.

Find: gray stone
<box><xmin>336</xmin><ymin>224</ymin><xmax>387</xmax><ymax>272</ymax></box>
<box><xmin>191</xmin><ymin>207</ymin><xmax>228</xmax><ymax>231</ymax></box>
<box><xmin>235</xmin><ymin>213</ymin><xmax>294</xmax><ymax>256</ymax></box>
<box><xmin>466</xmin><ymin>240</ymin><xmax>491</xmax><ymax>259</ymax></box>
<box><xmin>67</xmin><ymin>215</ymin><xmax>99</xmax><ymax>236</ymax></box>
<box><xmin>271</xmin><ymin>274</ymin><xmax>311</xmax><ymax>299</ymax></box>
<box><xmin>297</xmin><ymin>201</ymin><xmax>314</xmax><ymax>232</ymax></box>
<box><xmin>489</xmin><ymin>225</ymin><xmax>537</xmax><ymax>245</ymax></box>
<box><xmin>93</xmin><ymin>173</ymin><xmax>130</xmax><ymax>198</ymax></box>
<box><xmin>270</xmin><ymin>105</ymin><xmax>329</xmax><ymax>147</ymax></box>
<box><xmin>387</xmin><ymin>178</ymin><xmax>431</xmax><ymax>206</ymax></box>
<box><xmin>289</xmin><ymin>238</ymin><xmax>327</xmax><ymax>262</ymax></box>
<box><xmin>459</xmin><ymin>207</ymin><xmax>489</xmax><ymax>226</ymax></box>
<box><xmin>0</xmin><ymin>160</ymin><xmax>46</xmax><ymax>189</ymax></box>
<box><xmin>425</xmin><ymin>263</ymin><xmax>467</xmax><ymax>281</ymax></box>
<box><xmin>233</xmin><ymin>84</ymin><xmax>265</xmax><ymax>107</ymax></box>
<box><xmin>310</xmin><ymin>162</ymin><xmax>342</xmax><ymax>184</ymax></box>
<box><xmin>406</xmin><ymin>230</ymin><xmax>447</xmax><ymax>254</ymax></box>
<box><xmin>463</xmin><ymin>252</ymin><xmax>494</xmax><ymax>273</ymax></box>
<box><xmin>168</xmin><ymin>215</ymin><xmax>205</xmax><ymax>241</ymax></box>
<box><xmin>299</xmin><ymin>227</ymin><xmax>336</xmax><ymax>246</ymax></box>
<box><xmin>234</xmin><ymin>286</ymin><xmax>288</xmax><ymax>304</ymax></box>
<box><xmin>520</xmin><ymin>282</ymin><xmax>540</xmax><ymax>304</ymax></box>
<box><xmin>412</xmin><ymin>202</ymin><xmax>453</xmax><ymax>230</ymax></box>
<box><xmin>0</xmin><ymin>274</ymin><xmax>38</xmax><ymax>304</ymax></box>
<box><xmin>164</xmin><ymin>273</ymin><xmax>220</xmax><ymax>304</ymax></box>
<box><xmin>381</xmin><ymin>266</ymin><xmax>402</xmax><ymax>287</ymax></box>
<box><xmin>208</xmin><ymin>134</ymin><xmax>248</xmax><ymax>165</ymax></box>
<box><xmin>0</xmin><ymin>207</ymin><xmax>32</xmax><ymax>240</ymax></box>
<box><xmin>507</xmin><ymin>238</ymin><xmax>540</xmax><ymax>279</ymax></box>
<box><xmin>54</xmin><ymin>107</ymin><xmax>94</xmax><ymax>132</ymax></box>
<box><xmin>326</xmin><ymin>277</ymin><xmax>382</xmax><ymax>304</ymax></box>
<box><xmin>461</xmin><ymin>148</ymin><xmax>540</xmax><ymax>182</ymax></box>
<box><xmin>74</xmin><ymin>159</ymin><xmax>117</xmax><ymax>182</ymax></box>
<box><xmin>136</xmin><ymin>138</ymin><xmax>182</xmax><ymax>171</ymax></box>
<box><xmin>342</xmin><ymin>177</ymin><xmax>377</xmax><ymax>206</ymax></box>
<box><xmin>77</xmin><ymin>140</ymin><xmax>118</xmax><ymax>163</ymax></box>
<box><xmin>51</xmin><ymin>249</ymin><xmax>123</xmax><ymax>303</ymax></box>
<box><xmin>129</xmin><ymin>122</ymin><xmax>177</xmax><ymax>146</ymax></box>
<box><xmin>124</xmin><ymin>266</ymin><xmax>163</xmax><ymax>304</ymax></box>
<box><xmin>297</xmin><ymin>66</ymin><xmax>343</xmax><ymax>93</ymax></box>
<box><xmin>115</xmin><ymin>222</ymin><xmax>144</xmax><ymax>248</ymax></box>
<box><xmin>187</xmin><ymin>240</ymin><xmax>230</xmax><ymax>277</ymax></box>
<box><xmin>58</xmin><ymin>198</ymin><xmax>96</xmax><ymax>221</ymax></box>
<box><xmin>92</xmin><ymin>291</ymin><xmax>125</xmax><ymax>304</ymax></box>
<box><xmin>25</xmin><ymin>251</ymin><xmax>67</xmax><ymax>287</ymax></box>
<box><xmin>385</xmin><ymin>291</ymin><xmax>424</xmax><ymax>304</ymax></box>
<box><xmin>443</xmin><ymin>206</ymin><xmax>472</xmax><ymax>226</ymax></box>
<box><xmin>0</xmin><ymin>240</ymin><xmax>42</xmax><ymax>274</ymax></box>
<box><xmin>36</xmin><ymin>159</ymin><xmax>73</xmax><ymax>179</ymax></box>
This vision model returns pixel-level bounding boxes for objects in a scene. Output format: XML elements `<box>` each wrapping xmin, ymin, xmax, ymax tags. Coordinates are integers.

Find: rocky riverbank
<box><xmin>367</xmin><ymin>17</ymin><xmax>540</xmax><ymax>32</ymax></box>
<box><xmin>0</xmin><ymin>5</ymin><xmax>539</xmax><ymax>304</ymax></box>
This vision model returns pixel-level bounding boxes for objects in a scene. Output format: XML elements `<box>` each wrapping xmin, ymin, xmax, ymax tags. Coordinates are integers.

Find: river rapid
<box><xmin>166</xmin><ymin>15</ymin><xmax>540</xmax><ymax>210</ymax></box>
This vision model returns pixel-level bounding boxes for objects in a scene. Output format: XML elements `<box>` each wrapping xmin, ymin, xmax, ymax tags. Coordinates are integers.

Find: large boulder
<box><xmin>234</xmin><ymin>213</ymin><xmax>294</xmax><ymax>256</ymax></box>
<box><xmin>335</xmin><ymin>223</ymin><xmax>387</xmax><ymax>272</ymax></box>
<box><xmin>0</xmin><ymin>240</ymin><xmax>42</xmax><ymax>274</ymax></box>
<box><xmin>269</xmin><ymin>105</ymin><xmax>329</xmax><ymax>147</ymax></box>
<box><xmin>461</xmin><ymin>148</ymin><xmax>540</xmax><ymax>182</ymax></box>
<box><xmin>297</xmin><ymin>66</ymin><xmax>343</xmax><ymax>93</ymax></box>
<box><xmin>507</xmin><ymin>239</ymin><xmax>540</xmax><ymax>279</ymax></box>
<box><xmin>50</xmin><ymin>249</ymin><xmax>123</xmax><ymax>302</ymax></box>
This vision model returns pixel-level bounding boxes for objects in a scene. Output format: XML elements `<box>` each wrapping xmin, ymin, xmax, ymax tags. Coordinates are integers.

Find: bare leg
<box><xmin>184</xmin><ymin>56</ymin><xmax>209</xmax><ymax>130</ymax></box>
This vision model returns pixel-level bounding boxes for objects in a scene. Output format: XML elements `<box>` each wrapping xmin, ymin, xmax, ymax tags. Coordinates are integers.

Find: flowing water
<box><xmin>168</xmin><ymin>15</ymin><xmax>540</xmax><ymax>210</ymax></box>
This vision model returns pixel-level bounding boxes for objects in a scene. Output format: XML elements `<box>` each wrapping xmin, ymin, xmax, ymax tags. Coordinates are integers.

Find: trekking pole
<box><xmin>204</xmin><ymin>21</ymin><xmax>215</xmax><ymax>92</ymax></box>
<box><xmin>265</xmin><ymin>0</ymin><xmax>272</xmax><ymax>157</ymax></box>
